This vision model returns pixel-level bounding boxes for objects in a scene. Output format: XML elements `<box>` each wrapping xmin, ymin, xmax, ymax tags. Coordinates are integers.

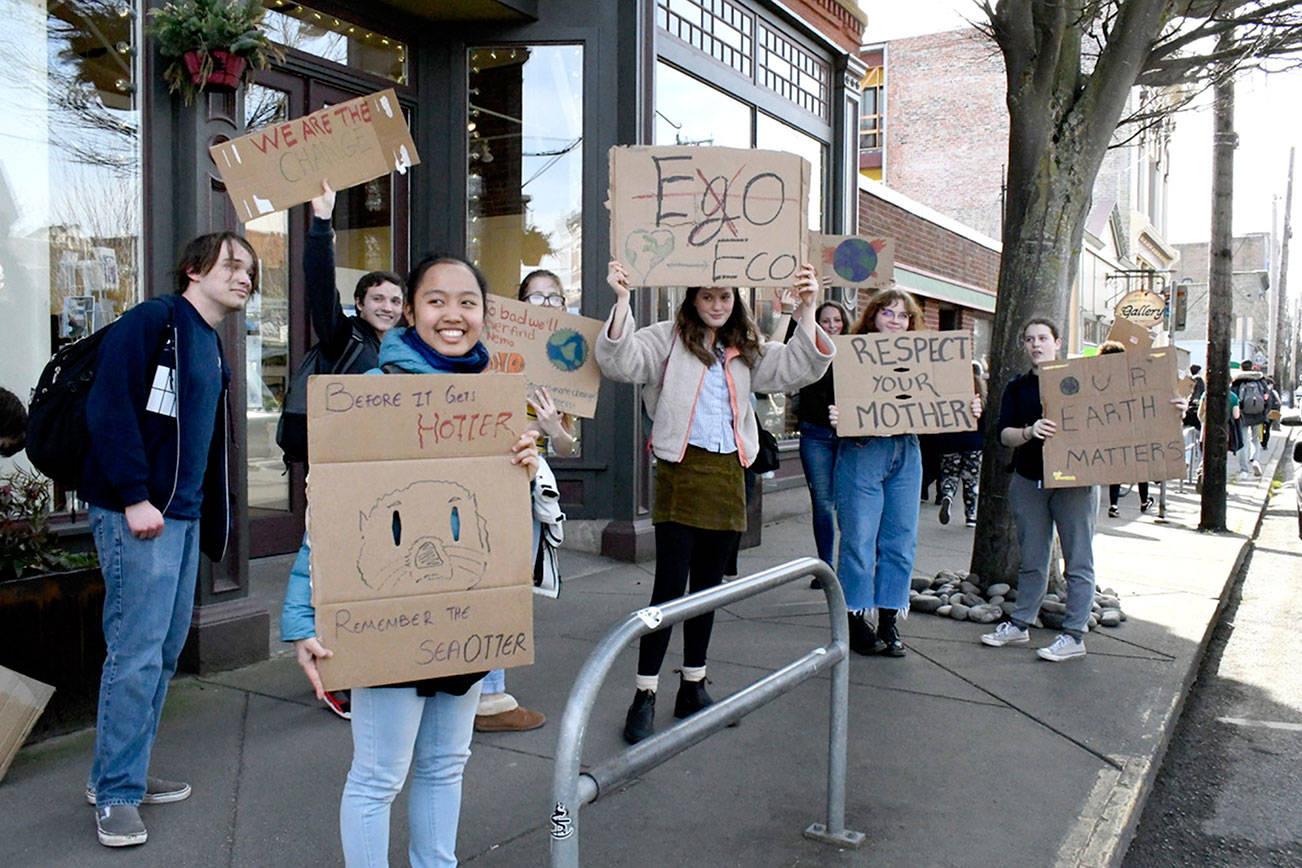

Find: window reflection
<box><xmin>262</xmin><ymin>2</ymin><xmax>407</xmax><ymax>84</ymax></box>
<box><xmin>467</xmin><ymin>45</ymin><xmax>583</xmax><ymax>309</ymax></box>
<box><xmin>242</xmin><ymin>84</ymin><xmax>291</xmax><ymax>511</ymax></box>
<box><xmin>0</xmin><ymin>0</ymin><xmax>141</xmax><ymax>485</ymax></box>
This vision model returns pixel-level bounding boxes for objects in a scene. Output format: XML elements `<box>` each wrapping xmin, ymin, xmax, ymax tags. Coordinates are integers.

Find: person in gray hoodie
<box><xmin>597</xmin><ymin>260</ymin><xmax>834</xmax><ymax>744</ymax></box>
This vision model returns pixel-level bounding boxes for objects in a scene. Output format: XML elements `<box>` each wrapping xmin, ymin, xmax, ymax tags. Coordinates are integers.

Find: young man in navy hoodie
<box><xmin>79</xmin><ymin>232</ymin><xmax>255</xmax><ymax>847</ymax></box>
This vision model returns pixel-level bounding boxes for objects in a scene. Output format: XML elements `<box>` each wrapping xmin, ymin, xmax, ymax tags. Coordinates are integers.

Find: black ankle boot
<box><xmin>876</xmin><ymin>608</ymin><xmax>906</xmax><ymax>657</ymax></box>
<box><xmin>673</xmin><ymin>674</ymin><xmax>715</xmax><ymax>719</ymax></box>
<box><xmin>848</xmin><ymin>610</ymin><xmax>880</xmax><ymax>656</ymax></box>
<box><xmin>623</xmin><ymin>689</ymin><xmax>656</xmax><ymax>744</ymax></box>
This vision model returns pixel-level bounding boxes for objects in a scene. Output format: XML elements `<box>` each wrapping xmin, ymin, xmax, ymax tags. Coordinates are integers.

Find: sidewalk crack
<box><xmin>225</xmin><ymin>691</ymin><xmax>250</xmax><ymax>868</ymax></box>
<box><xmin>907</xmin><ymin>645</ymin><xmax>1124</xmax><ymax>771</ymax></box>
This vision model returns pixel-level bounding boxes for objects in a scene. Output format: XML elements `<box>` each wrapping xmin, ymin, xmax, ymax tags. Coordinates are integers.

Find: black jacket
<box><xmin>306</xmin><ymin>217</ymin><xmax>382</xmax><ymax>372</ymax></box>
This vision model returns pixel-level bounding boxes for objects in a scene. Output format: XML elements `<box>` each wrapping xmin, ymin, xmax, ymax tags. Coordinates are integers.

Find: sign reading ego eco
<box><xmin>607</xmin><ymin>145</ymin><xmax>810</xmax><ymax>288</ymax></box>
<box><xmin>210</xmin><ymin>88</ymin><xmax>419</xmax><ymax>220</ymax></box>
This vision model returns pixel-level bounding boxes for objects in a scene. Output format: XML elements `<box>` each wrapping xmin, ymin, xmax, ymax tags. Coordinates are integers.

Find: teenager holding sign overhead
<box><xmin>598</xmin><ymin>261</ymin><xmax>834</xmax><ymax>744</ymax></box>
<box><xmin>282</xmin><ymin>252</ymin><xmax>539</xmax><ymax>867</ymax></box>
<box><xmin>827</xmin><ymin>289</ymin><xmax>983</xmax><ymax>657</ymax></box>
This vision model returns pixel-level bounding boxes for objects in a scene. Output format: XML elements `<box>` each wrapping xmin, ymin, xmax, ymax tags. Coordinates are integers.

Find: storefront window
<box><xmin>242</xmin><ymin>84</ymin><xmax>291</xmax><ymax>511</ymax></box>
<box><xmin>0</xmin><ymin>1</ymin><xmax>141</xmax><ymax>478</ymax></box>
<box><xmin>653</xmin><ymin>64</ymin><xmax>827</xmax><ymax>439</ymax></box>
<box><xmin>263</xmin><ymin>1</ymin><xmax>407</xmax><ymax>84</ymax></box>
<box><xmin>467</xmin><ymin>45</ymin><xmax>584</xmax><ymax>307</ymax></box>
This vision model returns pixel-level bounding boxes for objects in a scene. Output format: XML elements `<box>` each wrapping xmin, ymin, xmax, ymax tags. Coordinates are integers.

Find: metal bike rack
<box><xmin>549</xmin><ymin>557</ymin><xmax>865</xmax><ymax>866</ymax></box>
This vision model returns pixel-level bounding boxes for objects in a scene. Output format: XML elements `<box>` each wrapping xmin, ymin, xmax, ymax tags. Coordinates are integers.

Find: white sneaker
<box><xmin>980</xmin><ymin>622</ymin><xmax>1029</xmax><ymax>647</ymax></box>
<box><xmin>1251</xmin><ymin>461</ymin><xmax>1262</xmax><ymax>477</ymax></box>
<box><xmin>1036</xmin><ymin>634</ymin><xmax>1086</xmax><ymax>661</ymax></box>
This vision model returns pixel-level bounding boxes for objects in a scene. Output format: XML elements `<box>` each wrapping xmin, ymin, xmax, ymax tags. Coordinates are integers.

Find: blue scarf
<box><xmin>399</xmin><ymin>328</ymin><xmax>490</xmax><ymax>373</ymax></box>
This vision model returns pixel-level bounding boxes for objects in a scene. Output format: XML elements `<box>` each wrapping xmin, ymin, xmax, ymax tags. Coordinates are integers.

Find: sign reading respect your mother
<box><xmin>210</xmin><ymin>88</ymin><xmax>419</xmax><ymax>220</ymax></box>
<box><xmin>306</xmin><ymin>373</ymin><xmax>533</xmax><ymax>691</ymax></box>
<box><xmin>608</xmin><ymin>145</ymin><xmax>810</xmax><ymax>288</ymax></box>
<box><xmin>832</xmin><ymin>331</ymin><xmax>978</xmax><ymax>436</ymax></box>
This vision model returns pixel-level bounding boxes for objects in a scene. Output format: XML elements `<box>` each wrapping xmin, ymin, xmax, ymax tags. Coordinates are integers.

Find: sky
<box><xmin>858</xmin><ymin>0</ymin><xmax>1302</xmax><ymax>292</ymax></box>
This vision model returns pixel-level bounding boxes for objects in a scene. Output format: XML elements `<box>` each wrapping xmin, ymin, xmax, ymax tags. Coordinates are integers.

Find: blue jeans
<box><xmin>341</xmin><ymin>682</ymin><xmax>483</xmax><ymax>868</ymax></box>
<box><xmin>833</xmin><ymin>435</ymin><xmax>922</xmax><ymax>612</ymax></box>
<box><xmin>87</xmin><ymin>505</ymin><xmax>200</xmax><ymax>806</ymax></box>
<box><xmin>798</xmin><ymin>421</ymin><xmax>839</xmax><ymax>564</ymax></box>
<box><xmin>1007</xmin><ymin>473</ymin><xmax>1099</xmax><ymax>639</ymax></box>
<box><xmin>482</xmin><ymin>669</ymin><xmax>505</xmax><ymax>695</ymax></box>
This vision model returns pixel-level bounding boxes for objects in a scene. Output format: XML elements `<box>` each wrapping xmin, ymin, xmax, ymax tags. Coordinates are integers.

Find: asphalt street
<box><xmin>1125</xmin><ymin>447</ymin><xmax>1302</xmax><ymax>866</ymax></box>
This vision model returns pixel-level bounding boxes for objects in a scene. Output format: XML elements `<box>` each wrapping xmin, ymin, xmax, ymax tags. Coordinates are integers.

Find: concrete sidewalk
<box><xmin>1</xmin><ymin>434</ymin><xmax>1291</xmax><ymax>867</ymax></box>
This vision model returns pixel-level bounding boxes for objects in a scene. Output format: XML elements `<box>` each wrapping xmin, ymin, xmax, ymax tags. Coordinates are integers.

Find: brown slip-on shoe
<box><xmin>475</xmin><ymin>705</ymin><xmax>546</xmax><ymax>732</ymax></box>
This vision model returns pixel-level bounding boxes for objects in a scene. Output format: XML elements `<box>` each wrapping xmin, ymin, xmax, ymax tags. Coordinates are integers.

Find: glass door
<box><xmin>241</xmin><ymin>72</ymin><xmax>409</xmax><ymax>557</ymax></box>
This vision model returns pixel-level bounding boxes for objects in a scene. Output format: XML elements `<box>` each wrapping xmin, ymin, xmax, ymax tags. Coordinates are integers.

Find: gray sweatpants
<box><xmin>1007</xmin><ymin>472</ymin><xmax>1099</xmax><ymax>639</ymax></box>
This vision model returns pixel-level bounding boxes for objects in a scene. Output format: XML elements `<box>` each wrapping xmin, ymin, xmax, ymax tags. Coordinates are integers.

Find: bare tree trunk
<box><xmin>1201</xmin><ymin>37</ymin><xmax>1236</xmax><ymax>532</ymax></box>
<box><xmin>1274</xmin><ymin>147</ymin><xmax>1294</xmax><ymax>384</ymax></box>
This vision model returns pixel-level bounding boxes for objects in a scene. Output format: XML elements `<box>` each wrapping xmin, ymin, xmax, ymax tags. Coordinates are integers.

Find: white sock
<box><xmin>681</xmin><ymin>666</ymin><xmax>706</xmax><ymax>682</ymax></box>
<box><xmin>476</xmin><ymin>692</ymin><xmax>518</xmax><ymax>716</ymax></box>
<box><xmin>635</xmin><ymin>674</ymin><xmax>659</xmax><ymax>692</ymax></box>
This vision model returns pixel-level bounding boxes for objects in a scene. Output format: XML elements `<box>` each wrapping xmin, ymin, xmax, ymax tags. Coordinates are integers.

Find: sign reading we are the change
<box><xmin>607</xmin><ymin>145</ymin><xmax>809</xmax><ymax>288</ymax></box>
<box><xmin>483</xmin><ymin>295</ymin><xmax>605</xmax><ymax>418</ymax></box>
<box><xmin>210</xmin><ymin>89</ymin><xmax>419</xmax><ymax>220</ymax></box>
<box><xmin>831</xmin><ymin>331</ymin><xmax>978</xmax><ymax>436</ymax></box>
<box><xmin>306</xmin><ymin>373</ymin><xmax>533</xmax><ymax>691</ymax></box>
<box><xmin>811</xmin><ymin>234</ymin><xmax>894</xmax><ymax>289</ymax></box>
<box><xmin>1037</xmin><ymin>349</ymin><xmax>1184</xmax><ymax>488</ymax></box>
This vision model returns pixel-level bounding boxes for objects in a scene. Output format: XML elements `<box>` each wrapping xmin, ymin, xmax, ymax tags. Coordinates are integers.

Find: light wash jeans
<box><xmin>833</xmin><ymin>434</ymin><xmax>922</xmax><ymax>612</ymax></box>
<box><xmin>1007</xmin><ymin>473</ymin><xmax>1099</xmax><ymax>639</ymax></box>
<box><xmin>482</xmin><ymin>669</ymin><xmax>505</xmax><ymax>695</ymax></box>
<box><xmin>87</xmin><ymin>505</ymin><xmax>200</xmax><ymax>806</ymax></box>
<box><xmin>798</xmin><ymin>421</ymin><xmax>838</xmax><ymax>564</ymax></box>
<box><xmin>341</xmin><ymin>682</ymin><xmax>483</xmax><ymax>868</ymax></box>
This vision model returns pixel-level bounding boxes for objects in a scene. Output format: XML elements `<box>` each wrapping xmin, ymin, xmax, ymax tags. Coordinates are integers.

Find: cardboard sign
<box><xmin>1105</xmin><ymin>316</ymin><xmax>1153</xmax><ymax>352</ymax></box>
<box><xmin>1038</xmin><ymin>349</ymin><xmax>1185</xmax><ymax>488</ymax></box>
<box><xmin>607</xmin><ymin>145</ymin><xmax>809</xmax><ymax>288</ymax></box>
<box><xmin>306</xmin><ymin>373</ymin><xmax>533</xmax><ymax>691</ymax></box>
<box><xmin>483</xmin><ymin>295</ymin><xmax>604</xmax><ymax>418</ymax></box>
<box><xmin>811</xmin><ymin>234</ymin><xmax>894</xmax><ymax>289</ymax></box>
<box><xmin>0</xmin><ymin>666</ymin><xmax>54</xmax><ymax>783</ymax></box>
<box><xmin>831</xmin><ymin>331</ymin><xmax>977</xmax><ymax>436</ymax></box>
<box><xmin>210</xmin><ymin>89</ymin><xmax>419</xmax><ymax>220</ymax></box>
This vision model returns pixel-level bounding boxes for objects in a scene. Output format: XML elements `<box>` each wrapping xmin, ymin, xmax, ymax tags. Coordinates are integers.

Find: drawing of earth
<box><xmin>547</xmin><ymin>328</ymin><xmax>588</xmax><ymax>372</ymax></box>
<box><xmin>833</xmin><ymin>238</ymin><xmax>879</xmax><ymax>283</ymax></box>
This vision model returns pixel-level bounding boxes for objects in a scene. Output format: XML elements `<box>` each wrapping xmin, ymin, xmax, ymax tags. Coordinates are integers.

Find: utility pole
<box><xmin>1202</xmin><ymin>34</ymin><xmax>1236</xmax><ymax>533</ymax></box>
<box><xmin>1274</xmin><ymin>147</ymin><xmax>1294</xmax><ymax>388</ymax></box>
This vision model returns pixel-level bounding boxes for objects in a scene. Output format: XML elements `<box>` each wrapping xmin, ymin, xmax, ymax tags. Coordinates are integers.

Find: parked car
<box><xmin>1282</xmin><ymin>409</ymin><xmax>1302</xmax><ymax>538</ymax></box>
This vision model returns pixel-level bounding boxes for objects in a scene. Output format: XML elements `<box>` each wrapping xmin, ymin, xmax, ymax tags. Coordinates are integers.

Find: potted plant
<box><xmin>0</xmin><ymin>467</ymin><xmax>103</xmax><ymax>740</ymax></box>
<box><xmin>147</xmin><ymin>0</ymin><xmax>281</xmax><ymax>104</ymax></box>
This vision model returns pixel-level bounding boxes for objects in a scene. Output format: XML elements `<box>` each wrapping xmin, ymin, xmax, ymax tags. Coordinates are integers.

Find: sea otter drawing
<box><xmin>356</xmin><ymin>480</ymin><xmax>491</xmax><ymax>592</ymax></box>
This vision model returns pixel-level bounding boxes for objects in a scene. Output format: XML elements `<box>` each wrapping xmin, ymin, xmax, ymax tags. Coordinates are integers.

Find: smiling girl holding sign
<box><xmin>282</xmin><ymin>253</ymin><xmax>539</xmax><ymax>867</ymax></box>
<box><xmin>828</xmin><ymin>289</ymin><xmax>983</xmax><ymax>657</ymax></box>
<box><xmin>598</xmin><ymin>260</ymin><xmax>835</xmax><ymax>744</ymax></box>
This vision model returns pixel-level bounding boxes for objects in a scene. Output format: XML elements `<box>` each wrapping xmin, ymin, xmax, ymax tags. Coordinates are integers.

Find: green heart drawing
<box><xmin>625</xmin><ymin>229</ymin><xmax>675</xmax><ymax>281</ymax></box>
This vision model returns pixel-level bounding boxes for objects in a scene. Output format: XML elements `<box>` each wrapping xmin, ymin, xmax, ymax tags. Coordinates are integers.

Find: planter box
<box><xmin>0</xmin><ymin>566</ymin><xmax>105</xmax><ymax>742</ymax></box>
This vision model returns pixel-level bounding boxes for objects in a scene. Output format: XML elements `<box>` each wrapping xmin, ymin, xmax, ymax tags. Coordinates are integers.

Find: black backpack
<box><xmin>275</xmin><ymin>331</ymin><xmax>367</xmax><ymax>464</ymax></box>
<box><xmin>25</xmin><ymin>302</ymin><xmax>173</xmax><ymax>488</ymax></box>
<box><xmin>1238</xmin><ymin>378</ymin><xmax>1267</xmax><ymax>418</ymax></box>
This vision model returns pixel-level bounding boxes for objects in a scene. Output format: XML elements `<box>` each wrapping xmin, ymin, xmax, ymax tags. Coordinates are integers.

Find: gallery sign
<box><xmin>1114</xmin><ymin>289</ymin><xmax>1165</xmax><ymax>328</ymax></box>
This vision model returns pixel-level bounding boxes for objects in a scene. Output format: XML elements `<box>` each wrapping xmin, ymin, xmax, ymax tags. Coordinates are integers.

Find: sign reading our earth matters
<box><xmin>1037</xmin><ymin>349</ymin><xmax>1185</xmax><ymax>488</ymax></box>
<box><xmin>483</xmin><ymin>295</ymin><xmax>604</xmax><ymax>418</ymax></box>
<box><xmin>811</xmin><ymin>234</ymin><xmax>894</xmax><ymax>289</ymax></box>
